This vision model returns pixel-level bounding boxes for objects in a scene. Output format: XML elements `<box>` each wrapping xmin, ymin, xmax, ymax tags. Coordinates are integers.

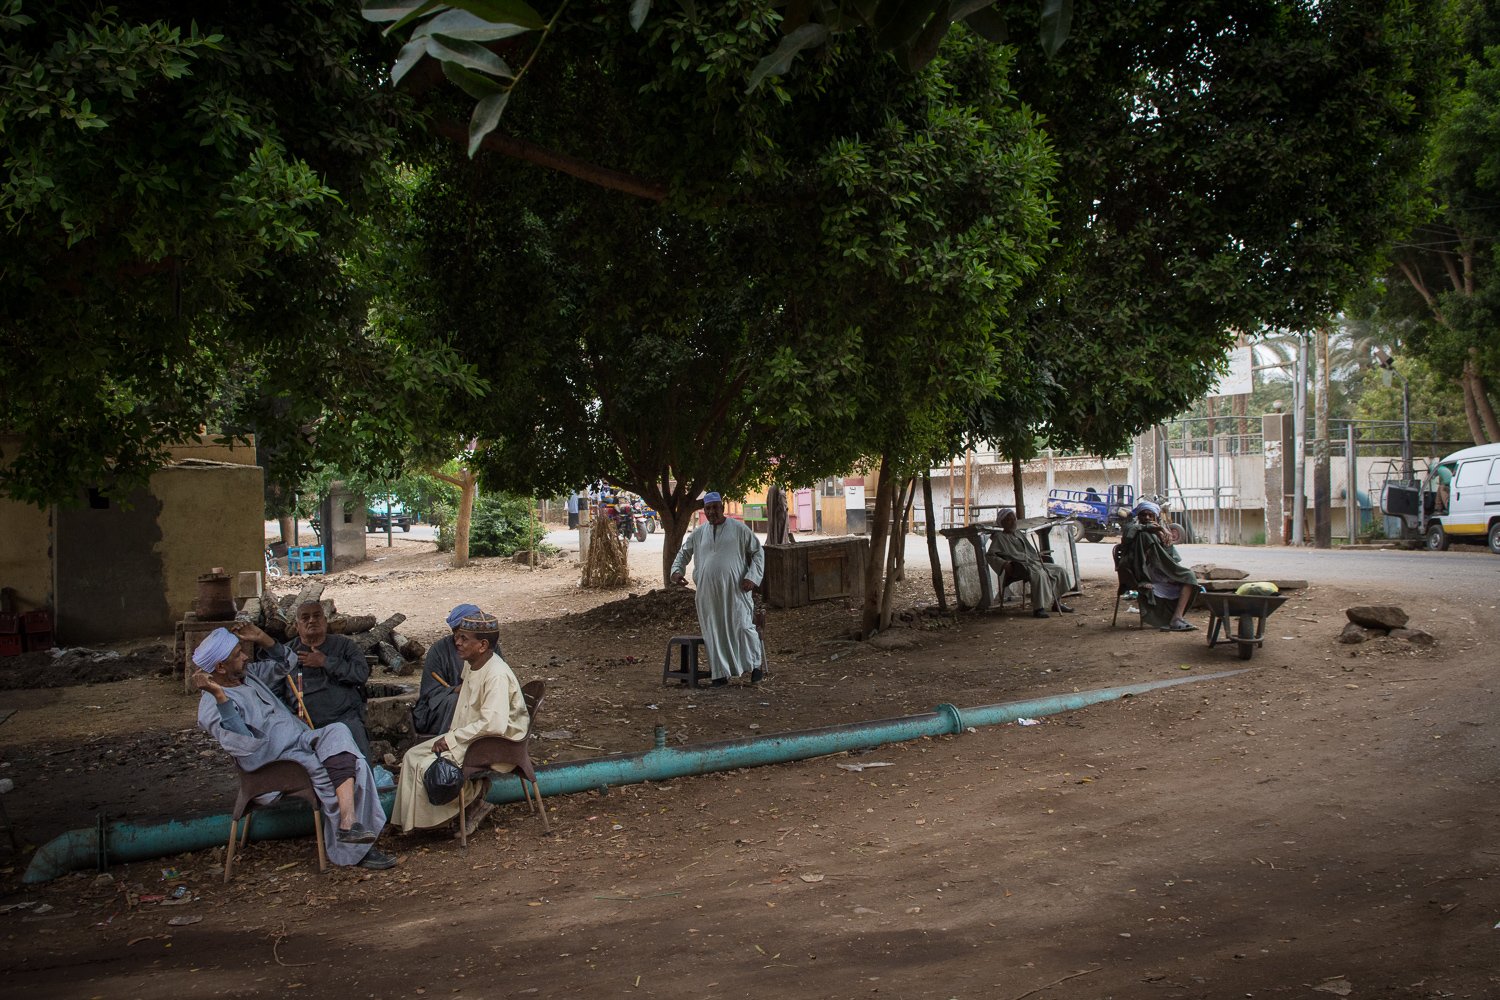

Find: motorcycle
<box><xmin>613</xmin><ymin>499</ymin><xmax>648</xmax><ymax>543</ymax></box>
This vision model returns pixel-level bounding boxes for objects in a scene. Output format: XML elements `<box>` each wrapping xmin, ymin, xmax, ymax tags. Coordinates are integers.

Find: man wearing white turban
<box><xmin>192</xmin><ymin>626</ymin><xmax>396</xmax><ymax>869</ymax></box>
<box><xmin>986</xmin><ymin>508</ymin><xmax>1073</xmax><ymax>618</ymax></box>
<box><xmin>670</xmin><ymin>492</ymin><xmax>765</xmax><ymax>685</ymax></box>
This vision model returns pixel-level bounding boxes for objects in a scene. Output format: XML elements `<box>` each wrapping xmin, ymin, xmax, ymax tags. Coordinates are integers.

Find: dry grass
<box><xmin>580</xmin><ymin>521</ymin><xmax>630</xmax><ymax>588</ymax></box>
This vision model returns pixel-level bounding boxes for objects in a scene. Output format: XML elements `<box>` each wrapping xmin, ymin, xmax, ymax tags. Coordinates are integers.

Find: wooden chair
<box><xmin>1110</xmin><ymin>544</ymin><xmax>1145</xmax><ymax>628</ymax></box>
<box><xmin>224</xmin><ymin>759</ymin><xmax>327</xmax><ymax>883</ymax></box>
<box><xmin>991</xmin><ymin>559</ymin><xmax>1032</xmax><ymax>611</ymax></box>
<box><xmin>454</xmin><ymin>680</ymin><xmax>550</xmax><ymax>847</ymax></box>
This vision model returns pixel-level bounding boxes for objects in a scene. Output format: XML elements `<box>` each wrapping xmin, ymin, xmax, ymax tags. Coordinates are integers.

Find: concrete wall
<box><xmin>152</xmin><ymin>464</ymin><xmax>265</xmax><ymax>628</ymax></box>
<box><xmin>0</xmin><ymin>498</ymin><xmax>52</xmax><ymax>613</ymax></box>
<box><xmin>162</xmin><ymin>438</ymin><xmax>259</xmax><ymax>466</ymax></box>
<box><xmin>327</xmin><ymin>481</ymin><xmax>367</xmax><ymax>570</ymax></box>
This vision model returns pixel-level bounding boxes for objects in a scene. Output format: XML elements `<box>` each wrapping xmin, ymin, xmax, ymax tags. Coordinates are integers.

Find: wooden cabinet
<box><xmin>762</xmin><ymin>537</ymin><xmax>868</xmax><ymax>608</ymax></box>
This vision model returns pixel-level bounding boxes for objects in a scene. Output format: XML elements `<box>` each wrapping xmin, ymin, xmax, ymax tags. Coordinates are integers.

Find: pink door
<box><xmin>793</xmin><ymin>488</ymin><xmax>814</xmax><ymax>532</ymax></box>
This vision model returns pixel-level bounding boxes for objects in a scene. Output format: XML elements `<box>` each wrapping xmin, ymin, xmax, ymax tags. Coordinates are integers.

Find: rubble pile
<box><xmin>1338</xmin><ymin>605</ymin><xmax>1435</xmax><ymax>646</ymax></box>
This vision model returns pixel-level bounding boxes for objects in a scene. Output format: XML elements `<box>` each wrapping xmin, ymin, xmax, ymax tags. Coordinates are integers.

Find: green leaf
<box><xmin>1039</xmin><ymin>0</ymin><xmax>1071</xmax><ymax>58</ymax></box>
<box><xmin>361</xmin><ymin>0</ymin><xmax>431</xmax><ymax>23</ymax></box>
<box><xmin>468</xmin><ymin>90</ymin><xmax>510</xmax><ymax>157</ymax></box>
<box><xmin>963</xmin><ymin>5</ymin><xmax>1006</xmax><ymax>44</ymax></box>
<box><xmin>630</xmin><ymin>0</ymin><xmax>651</xmax><ymax>31</ymax></box>
<box><xmin>442</xmin><ymin>58</ymin><xmax>506</xmax><ymax>99</ymax></box>
<box><xmin>383</xmin><ymin>0</ymin><xmax>445</xmax><ymax>36</ymax></box>
<box><xmin>445</xmin><ymin>0</ymin><xmax>546</xmax><ymax>31</ymax></box>
<box><xmin>391</xmin><ymin>37</ymin><xmax>426</xmax><ymax>85</ymax></box>
<box><xmin>904</xmin><ymin>0</ymin><xmax>950</xmax><ymax>72</ymax></box>
<box><xmin>745</xmin><ymin>22</ymin><xmax>830</xmax><ymax>93</ymax></box>
<box><xmin>675</xmin><ymin>0</ymin><xmax>698</xmax><ymax>21</ymax></box>
<box><xmin>416</xmin><ymin>8</ymin><xmax>535</xmax><ymax>40</ymax></box>
<box><xmin>873</xmin><ymin>0</ymin><xmax>941</xmax><ymax>52</ymax></box>
<box><xmin>427</xmin><ymin>32</ymin><xmax>513</xmax><ymax>77</ymax></box>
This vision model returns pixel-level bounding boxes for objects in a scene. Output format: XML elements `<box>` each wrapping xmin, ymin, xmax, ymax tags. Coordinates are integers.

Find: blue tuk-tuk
<box><xmin>1045</xmin><ymin>485</ymin><xmax>1135</xmax><ymax>542</ymax></box>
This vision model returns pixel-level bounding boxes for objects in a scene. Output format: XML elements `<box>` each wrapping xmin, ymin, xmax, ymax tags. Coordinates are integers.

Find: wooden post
<box><xmin>1011</xmin><ymin>456</ymin><xmax>1026</xmax><ymax>520</ymax></box>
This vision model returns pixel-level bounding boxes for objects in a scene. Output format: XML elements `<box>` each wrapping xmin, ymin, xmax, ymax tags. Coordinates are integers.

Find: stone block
<box><xmin>1346</xmin><ymin>605</ymin><xmax>1409</xmax><ymax>630</ymax></box>
<box><xmin>1388</xmin><ymin>627</ymin><xmax>1434</xmax><ymax>645</ymax></box>
<box><xmin>1338</xmin><ymin>622</ymin><xmax>1375</xmax><ymax>644</ymax></box>
<box><xmin>1207</xmin><ymin>567</ymin><xmax>1249</xmax><ymax>580</ymax></box>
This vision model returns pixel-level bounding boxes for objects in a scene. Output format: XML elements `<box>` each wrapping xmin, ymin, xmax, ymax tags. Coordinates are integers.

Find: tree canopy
<box><xmin>0</xmin><ymin>0</ymin><xmax>478</xmax><ymax>506</ymax></box>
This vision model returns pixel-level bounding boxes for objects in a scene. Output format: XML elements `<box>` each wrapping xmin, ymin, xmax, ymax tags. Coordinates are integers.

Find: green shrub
<box><xmin>467</xmin><ymin>494</ymin><xmax>555</xmax><ymax>558</ymax></box>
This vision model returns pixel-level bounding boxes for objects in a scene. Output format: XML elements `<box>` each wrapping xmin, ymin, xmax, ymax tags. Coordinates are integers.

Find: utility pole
<box><xmin>1314</xmin><ymin>326</ymin><xmax>1331</xmax><ymax>548</ymax></box>
<box><xmin>1292</xmin><ymin>334</ymin><xmax>1308</xmax><ymax>546</ymax></box>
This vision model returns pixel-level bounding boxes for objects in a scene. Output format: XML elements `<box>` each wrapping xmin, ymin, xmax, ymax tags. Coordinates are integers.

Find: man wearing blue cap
<box><xmin>671</xmin><ymin>492</ymin><xmax>766</xmax><ymax>685</ymax></box>
<box><xmin>411</xmin><ymin>603</ymin><xmax>483</xmax><ymax>736</ymax></box>
<box><xmin>191</xmin><ymin>626</ymin><xmax>396</xmax><ymax>869</ymax></box>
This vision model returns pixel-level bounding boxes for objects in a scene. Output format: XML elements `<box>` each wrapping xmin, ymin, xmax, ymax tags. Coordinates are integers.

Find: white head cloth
<box><xmin>193</xmin><ymin>628</ymin><xmax>241</xmax><ymax>671</ymax></box>
<box><xmin>1133</xmin><ymin>500</ymin><xmax>1162</xmax><ymax>518</ymax></box>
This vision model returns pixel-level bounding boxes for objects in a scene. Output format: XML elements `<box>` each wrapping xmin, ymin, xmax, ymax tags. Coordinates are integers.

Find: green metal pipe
<box><xmin>24</xmin><ymin>669</ymin><xmax>1244</xmax><ymax>883</ymax></box>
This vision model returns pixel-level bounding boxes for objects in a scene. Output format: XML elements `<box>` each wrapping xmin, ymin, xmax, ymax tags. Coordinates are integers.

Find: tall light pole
<box><xmin>1375</xmin><ymin>348</ymin><xmax>1412</xmax><ymax>481</ymax></box>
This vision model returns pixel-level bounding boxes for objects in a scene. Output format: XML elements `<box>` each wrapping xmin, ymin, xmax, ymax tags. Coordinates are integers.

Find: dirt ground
<box><xmin>1</xmin><ymin>534</ymin><xmax>1498</xmax><ymax>999</ymax></box>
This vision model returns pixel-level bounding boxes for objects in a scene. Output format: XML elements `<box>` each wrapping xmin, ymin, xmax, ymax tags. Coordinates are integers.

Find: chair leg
<box><xmin>531</xmin><ymin>779</ymin><xmax>552</xmax><ymax>835</ymax></box>
<box><xmin>457</xmin><ymin>781</ymin><xmax>469</xmax><ymax>849</ymax></box>
<box><xmin>240</xmin><ymin>811</ymin><xmax>254</xmax><ymax>849</ymax></box>
<box><xmin>311</xmin><ymin>809</ymin><xmax>327</xmax><ymax>872</ymax></box>
<box><xmin>1111</xmin><ymin>593</ymin><xmax>1121</xmax><ymax>627</ymax></box>
<box><xmin>223</xmin><ymin>817</ymin><xmax>238</xmax><ymax>885</ymax></box>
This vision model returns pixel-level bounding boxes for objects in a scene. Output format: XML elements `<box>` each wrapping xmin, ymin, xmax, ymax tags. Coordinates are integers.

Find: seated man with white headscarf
<box><xmin>1120</xmin><ymin>501</ymin><xmax>1200</xmax><ymax>632</ymax></box>
<box><xmin>986</xmin><ymin>508</ymin><xmax>1073</xmax><ymax>618</ymax></box>
<box><xmin>410</xmin><ymin>603</ymin><xmax>481</xmax><ymax>737</ymax></box>
<box><xmin>192</xmin><ymin>625</ymin><xmax>397</xmax><ymax>869</ymax></box>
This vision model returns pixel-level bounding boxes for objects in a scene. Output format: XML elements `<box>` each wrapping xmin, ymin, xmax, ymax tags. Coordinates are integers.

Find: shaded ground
<box><xmin>1</xmin><ymin>539</ymin><xmax>1497</xmax><ymax>999</ymax></box>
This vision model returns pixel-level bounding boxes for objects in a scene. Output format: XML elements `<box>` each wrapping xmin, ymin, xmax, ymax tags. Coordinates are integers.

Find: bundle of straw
<box><xmin>581</xmin><ymin>520</ymin><xmax>630</xmax><ymax>588</ymax></box>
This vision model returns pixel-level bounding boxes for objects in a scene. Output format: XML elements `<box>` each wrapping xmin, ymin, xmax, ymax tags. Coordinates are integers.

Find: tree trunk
<box><xmin>1234</xmin><ymin>392</ymin><xmax>1248</xmax><ymax>437</ymax></box>
<box><xmin>1458</xmin><ymin>375</ymin><xmax>1487</xmax><ymax>445</ymax></box>
<box><xmin>861</xmin><ymin>453</ymin><xmax>897</xmax><ymax>639</ymax></box>
<box><xmin>879</xmin><ymin>479</ymin><xmax>915</xmax><ymax>631</ymax></box>
<box><xmin>277</xmin><ymin>516</ymin><xmax>295</xmax><ymax>546</ymax></box>
<box><xmin>922</xmin><ymin>471</ymin><xmax>947</xmax><ymax>612</ymax></box>
<box><xmin>453</xmin><ymin>471</ymin><xmax>477</xmax><ymax>568</ymax></box>
<box><xmin>1469</xmin><ymin>360</ymin><xmax>1500</xmax><ymax>441</ymax></box>
<box><xmin>1313</xmin><ymin>326</ymin><xmax>1331</xmax><ymax>549</ymax></box>
<box><xmin>659</xmin><ymin>507</ymin><xmax>694</xmax><ymax>586</ymax></box>
<box><xmin>1011</xmin><ymin>456</ymin><xmax>1026</xmax><ymax>519</ymax></box>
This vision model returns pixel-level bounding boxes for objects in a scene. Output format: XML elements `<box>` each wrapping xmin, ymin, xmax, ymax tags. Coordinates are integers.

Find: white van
<box><xmin>1382</xmin><ymin>442</ymin><xmax>1500</xmax><ymax>553</ymax></box>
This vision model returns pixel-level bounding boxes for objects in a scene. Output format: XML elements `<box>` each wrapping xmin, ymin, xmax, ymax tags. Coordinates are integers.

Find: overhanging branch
<box><xmin>433</xmin><ymin>121</ymin><xmax>668</xmax><ymax>202</ymax></box>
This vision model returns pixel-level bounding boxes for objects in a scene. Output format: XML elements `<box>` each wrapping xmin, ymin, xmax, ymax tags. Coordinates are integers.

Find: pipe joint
<box><xmin>935</xmin><ymin>703</ymin><xmax>966</xmax><ymax>735</ymax></box>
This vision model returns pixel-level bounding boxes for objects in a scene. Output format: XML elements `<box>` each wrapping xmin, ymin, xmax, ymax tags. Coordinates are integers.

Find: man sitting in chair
<box><xmin>192</xmin><ymin>626</ymin><xmax>396</xmax><ymax>869</ymax></box>
<box><xmin>244</xmin><ymin>602</ymin><xmax>372</xmax><ymax>758</ymax></box>
<box><xmin>1120</xmin><ymin>500</ymin><xmax>1200</xmax><ymax>632</ymax></box>
<box><xmin>410</xmin><ymin>603</ymin><xmax>480</xmax><ymax>738</ymax></box>
<box><xmin>986</xmin><ymin>508</ymin><xmax>1073</xmax><ymax>618</ymax></box>
<box><xmin>392</xmin><ymin>611</ymin><xmax>529</xmax><ymax>839</ymax></box>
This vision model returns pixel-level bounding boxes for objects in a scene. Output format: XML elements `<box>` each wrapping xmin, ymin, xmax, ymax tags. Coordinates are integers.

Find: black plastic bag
<box><xmin>424</xmin><ymin>749</ymin><xmax>465</xmax><ymax>806</ymax></box>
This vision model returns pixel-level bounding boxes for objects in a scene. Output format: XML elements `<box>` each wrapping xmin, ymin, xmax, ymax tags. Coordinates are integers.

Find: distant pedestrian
<box><xmin>567</xmin><ymin>491</ymin><xmax>580</xmax><ymax>530</ymax></box>
<box><xmin>671</xmin><ymin>493</ymin><xmax>765</xmax><ymax>686</ymax></box>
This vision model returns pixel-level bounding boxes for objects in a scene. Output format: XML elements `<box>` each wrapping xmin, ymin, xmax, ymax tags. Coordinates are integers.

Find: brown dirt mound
<box><xmin>558</xmin><ymin>586</ymin><xmax>702</xmax><ymax>631</ymax></box>
<box><xmin>0</xmin><ymin>644</ymin><xmax>173</xmax><ymax>690</ymax></box>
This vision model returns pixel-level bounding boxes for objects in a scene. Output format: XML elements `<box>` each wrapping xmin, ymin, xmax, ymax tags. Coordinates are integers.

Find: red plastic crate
<box><xmin>21</xmin><ymin>609</ymin><xmax>52</xmax><ymax>633</ymax></box>
<box><xmin>0</xmin><ymin>612</ymin><xmax>17</xmax><ymax>634</ymax></box>
<box><xmin>0</xmin><ymin>634</ymin><xmax>21</xmax><ymax>657</ymax></box>
<box><xmin>22</xmin><ymin>631</ymin><xmax>53</xmax><ymax>653</ymax></box>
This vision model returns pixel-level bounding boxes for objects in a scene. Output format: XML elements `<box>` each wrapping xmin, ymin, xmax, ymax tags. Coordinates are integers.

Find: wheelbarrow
<box><xmin>1200</xmin><ymin>591</ymin><xmax>1291</xmax><ymax>661</ymax></box>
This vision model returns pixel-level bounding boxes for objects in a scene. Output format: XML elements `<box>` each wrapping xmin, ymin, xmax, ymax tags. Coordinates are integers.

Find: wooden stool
<box><xmin>662</xmin><ymin>636</ymin><xmax>710</xmax><ymax>688</ymax></box>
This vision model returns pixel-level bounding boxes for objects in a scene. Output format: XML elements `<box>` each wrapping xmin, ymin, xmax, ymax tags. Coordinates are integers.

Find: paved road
<box><xmin>544</xmin><ymin>525</ymin><xmax>1498</xmax><ymax>596</ymax></box>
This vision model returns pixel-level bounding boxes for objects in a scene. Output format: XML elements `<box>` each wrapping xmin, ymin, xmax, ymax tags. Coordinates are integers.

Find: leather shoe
<box><xmin>357</xmin><ymin>847</ymin><xmax>398</xmax><ymax>870</ymax></box>
<box><xmin>711</xmin><ymin>678</ymin><xmax>728</xmax><ymax>687</ymax></box>
<box><xmin>1032</xmin><ymin>608</ymin><xmax>1050</xmax><ymax>618</ymax></box>
<box><xmin>336</xmin><ymin>822</ymin><xmax>378</xmax><ymax>844</ymax></box>
<box><xmin>1055</xmin><ymin>603</ymin><xmax>1074</xmax><ymax>613</ymax></box>
<box><xmin>750</xmin><ymin>667</ymin><xmax>764</xmax><ymax>684</ymax></box>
